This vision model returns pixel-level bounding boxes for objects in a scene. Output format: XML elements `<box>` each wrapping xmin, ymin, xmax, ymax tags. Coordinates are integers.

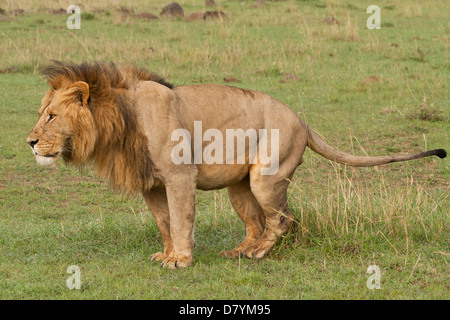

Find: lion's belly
<box><xmin>196</xmin><ymin>163</ymin><xmax>250</xmax><ymax>190</ymax></box>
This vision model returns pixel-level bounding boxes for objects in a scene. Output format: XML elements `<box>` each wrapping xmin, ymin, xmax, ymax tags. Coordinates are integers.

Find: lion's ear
<box><xmin>69</xmin><ymin>81</ymin><xmax>90</xmax><ymax>108</ymax></box>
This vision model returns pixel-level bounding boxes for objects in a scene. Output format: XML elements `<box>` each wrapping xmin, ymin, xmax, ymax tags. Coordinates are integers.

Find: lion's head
<box><xmin>27</xmin><ymin>80</ymin><xmax>96</xmax><ymax>166</ymax></box>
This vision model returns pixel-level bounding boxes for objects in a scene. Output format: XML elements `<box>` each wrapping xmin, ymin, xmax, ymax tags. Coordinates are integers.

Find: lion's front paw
<box><xmin>150</xmin><ymin>252</ymin><xmax>166</xmax><ymax>262</ymax></box>
<box><xmin>161</xmin><ymin>256</ymin><xmax>192</xmax><ymax>269</ymax></box>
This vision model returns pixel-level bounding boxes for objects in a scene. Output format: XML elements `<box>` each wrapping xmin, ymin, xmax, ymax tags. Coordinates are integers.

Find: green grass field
<box><xmin>0</xmin><ymin>0</ymin><xmax>448</xmax><ymax>299</ymax></box>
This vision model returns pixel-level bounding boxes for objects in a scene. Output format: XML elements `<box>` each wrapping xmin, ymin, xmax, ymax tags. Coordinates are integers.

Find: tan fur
<box><xmin>27</xmin><ymin>62</ymin><xmax>446</xmax><ymax>269</ymax></box>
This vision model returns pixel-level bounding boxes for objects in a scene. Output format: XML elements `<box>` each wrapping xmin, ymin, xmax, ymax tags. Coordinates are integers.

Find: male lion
<box><xmin>27</xmin><ymin>61</ymin><xmax>446</xmax><ymax>269</ymax></box>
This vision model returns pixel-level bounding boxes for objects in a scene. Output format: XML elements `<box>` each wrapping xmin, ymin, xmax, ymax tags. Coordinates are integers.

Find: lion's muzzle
<box><xmin>26</xmin><ymin>134</ymin><xmax>60</xmax><ymax>166</ymax></box>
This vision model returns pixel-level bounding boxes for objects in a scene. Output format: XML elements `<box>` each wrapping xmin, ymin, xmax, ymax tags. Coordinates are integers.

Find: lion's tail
<box><xmin>305</xmin><ymin>125</ymin><xmax>447</xmax><ymax>167</ymax></box>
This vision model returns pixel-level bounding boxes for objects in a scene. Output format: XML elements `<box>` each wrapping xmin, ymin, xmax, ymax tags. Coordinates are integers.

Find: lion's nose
<box><xmin>27</xmin><ymin>138</ymin><xmax>39</xmax><ymax>149</ymax></box>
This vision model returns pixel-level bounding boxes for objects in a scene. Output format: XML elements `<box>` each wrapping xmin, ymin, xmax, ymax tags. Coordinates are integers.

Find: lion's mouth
<box><xmin>43</xmin><ymin>152</ymin><xmax>60</xmax><ymax>158</ymax></box>
<box><xmin>31</xmin><ymin>148</ymin><xmax>60</xmax><ymax>158</ymax></box>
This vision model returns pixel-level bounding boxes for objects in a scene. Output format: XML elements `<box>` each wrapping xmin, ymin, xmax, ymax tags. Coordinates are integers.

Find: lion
<box><xmin>27</xmin><ymin>61</ymin><xmax>446</xmax><ymax>269</ymax></box>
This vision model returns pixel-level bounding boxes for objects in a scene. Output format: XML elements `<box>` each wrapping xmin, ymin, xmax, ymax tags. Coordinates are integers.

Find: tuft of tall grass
<box><xmin>287</xmin><ymin>161</ymin><xmax>448</xmax><ymax>245</ymax></box>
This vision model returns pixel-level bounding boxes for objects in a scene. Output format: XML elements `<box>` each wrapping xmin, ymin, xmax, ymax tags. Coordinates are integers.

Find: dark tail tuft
<box><xmin>434</xmin><ymin>149</ymin><xmax>447</xmax><ymax>159</ymax></box>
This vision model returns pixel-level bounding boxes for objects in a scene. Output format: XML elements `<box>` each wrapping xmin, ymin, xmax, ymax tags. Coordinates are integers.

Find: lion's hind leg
<box><xmin>242</xmin><ymin>164</ymin><xmax>295</xmax><ymax>259</ymax></box>
<box><xmin>220</xmin><ymin>177</ymin><xmax>265</xmax><ymax>258</ymax></box>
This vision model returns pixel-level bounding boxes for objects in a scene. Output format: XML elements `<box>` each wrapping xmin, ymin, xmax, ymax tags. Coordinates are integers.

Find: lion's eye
<box><xmin>48</xmin><ymin>114</ymin><xmax>56</xmax><ymax>122</ymax></box>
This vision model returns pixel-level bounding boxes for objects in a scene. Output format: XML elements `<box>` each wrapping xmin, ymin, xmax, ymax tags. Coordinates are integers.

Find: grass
<box><xmin>0</xmin><ymin>0</ymin><xmax>448</xmax><ymax>299</ymax></box>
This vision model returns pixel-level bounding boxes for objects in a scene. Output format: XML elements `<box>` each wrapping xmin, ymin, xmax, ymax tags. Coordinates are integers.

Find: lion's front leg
<box><xmin>143</xmin><ymin>188</ymin><xmax>173</xmax><ymax>262</ymax></box>
<box><xmin>160</xmin><ymin>175</ymin><xmax>196</xmax><ymax>269</ymax></box>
